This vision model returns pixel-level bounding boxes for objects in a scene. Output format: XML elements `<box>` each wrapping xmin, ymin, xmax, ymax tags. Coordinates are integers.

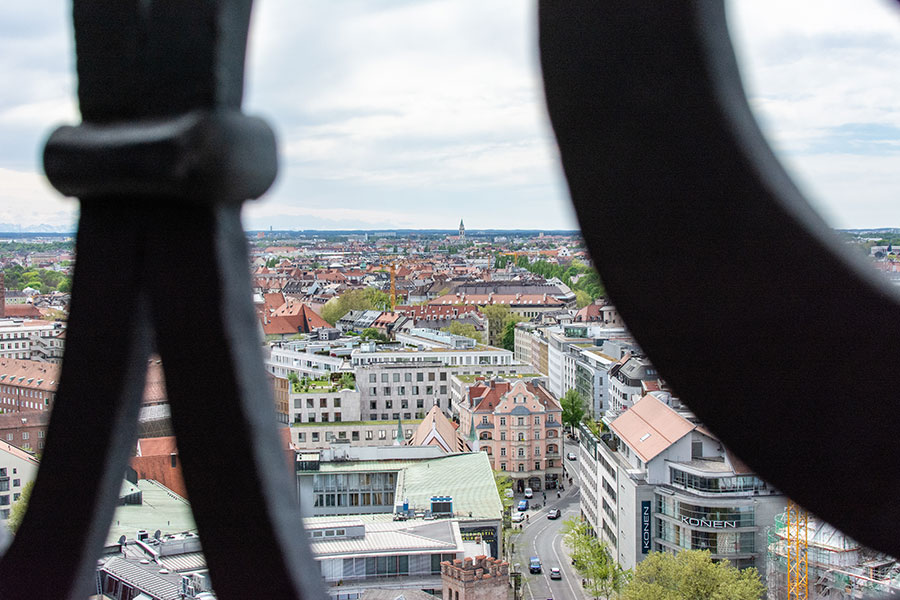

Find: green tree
<box><xmin>501</xmin><ymin>320</ymin><xmax>517</xmax><ymax>351</ymax></box>
<box><xmin>622</xmin><ymin>550</ymin><xmax>764</xmax><ymax>600</ymax></box>
<box><xmin>361</xmin><ymin>327</ymin><xmax>387</xmax><ymax>342</ymax></box>
<box><xmin>320</xmin><ymin>287</ymin><xmax>391</xmax><ymax>325</ymax></box>
<box><xmin>480</xmin><ymin>304</ymin><xmax>512</xmax><ymax>347</ymax></box>
<box><xmin>7</xmin><ymin>480</ymin><xmax>34</xmax><ymax>534</ymax></box>
<box><xmin>560</xmin><ymin>388</ymin><xmax>586</xmax><ymax>430</ymax></box>
<box><xmin>562</xmin><ymin>516</ymin><xmax>630</xmax><ymax>598</ymax></box>
<box><xmin>442</xmin><ymin>321</ymin><xmax>483</xmax><ymax>344</ymax></box>
<box><xmin>575</xmin><ymin>289</ymin><xmax>592</xmax><ymax>309</ymax></box>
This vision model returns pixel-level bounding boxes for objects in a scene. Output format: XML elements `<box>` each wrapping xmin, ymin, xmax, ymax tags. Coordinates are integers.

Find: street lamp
<box><xmin>511</xmin><ymin>563</ymin><xmax>522</xmax><ymax>600</ymax></box>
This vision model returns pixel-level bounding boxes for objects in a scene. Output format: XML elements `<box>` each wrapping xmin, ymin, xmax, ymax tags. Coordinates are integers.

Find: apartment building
<box><xmin>0</xmin><ymin>319</ymin><xmax>65</xmax><ymax>363</ymax></box>
<box><xmin>0</xmin><ymin>441</ymin><xmax>39</xmax><ymax>521</ymax></box>
<box><xmin>608</xmin><ymin>354</ymin><xmax>660</xmax><ymax>415</ymax></box>
<box><xmin>268</xmin><ymin>338</ymin><xmax>354</xmax><ymax>380</ymax></box>
<box><xmin>0</xmin><ymin>358</ymin><xmax>58</xmax><ymax>414</ymax></box>
<box><xmin>581</xmin><ymin>394</ymin><xmax>783</xmax><ymax>575</ymax></box>
<box><xmin>456</xmin><ymin>377</ymin><xmax>564</xmax><ymax>491</ymax></box>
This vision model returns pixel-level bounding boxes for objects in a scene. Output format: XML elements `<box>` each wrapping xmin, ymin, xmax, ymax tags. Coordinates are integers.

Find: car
<box><xmin>549</xmin><ymin>567</ymin><xmax>562</xmax><ymax>580</ymax></box>
<box><xmin>566</xmin><ymin>452</ymin><xmax>577</xmax><ymax>460</ymax></box>
<box><xmin>517</xmin><ymin>500</ymin><xmax>529</xmax><ymax>511</ymax></box>
<box><xmin>547</xmin><ymin>508</ymin><xmax>561</xmax><ymax>519</ymax></box>
<box><xmin>524</xmin><ymin>487</ymin><xmax>533</xmax><ymax>498</ymax></box>
<box><xmin>505</xmin><ymin>488</ymin><xmax>515</xmax><ymax>499</ymax></box>
<box><xmin>511</xmin><ymin>511</ymin><xmax>526</xmax><ymax>523</ymax></box>
<box><xmin>529</xmin><ymin>556</ymin><xmax>542</xmax><ymax>574</ymax></box>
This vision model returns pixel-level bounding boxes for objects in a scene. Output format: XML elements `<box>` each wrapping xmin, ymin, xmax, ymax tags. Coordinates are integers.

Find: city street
<box><xmin>509</xmin><ymin>439</ymin><xmax>585</xmax><ymax>600</ymax></box>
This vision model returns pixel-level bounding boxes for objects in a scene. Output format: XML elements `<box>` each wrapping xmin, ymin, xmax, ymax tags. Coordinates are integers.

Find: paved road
<box><xmin>509</xmin><ymin>441</ymin><xmax>585</xmax><ymax>600</ymax></box>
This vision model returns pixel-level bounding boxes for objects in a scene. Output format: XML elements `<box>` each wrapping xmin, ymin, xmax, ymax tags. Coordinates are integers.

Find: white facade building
<box><xmin>579</xmin><ymin>395</ymin><xmax>784</xmax><ymax>576</ymax></box>
<box><xmin>0</xmin><ymin>319</ymin><xmax>65</xmax><ymax>363</ymax></box>
<box><xmin>0</xmin><ymin>441</ymin><xmax>39</xmax><ymax>521</ymax></box>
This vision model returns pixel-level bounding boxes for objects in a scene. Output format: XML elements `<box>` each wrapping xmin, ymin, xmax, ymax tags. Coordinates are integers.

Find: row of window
<box><xmin>656</xmin><ymin>519</ymin><xmax>756</xmax><ymax>554</ymax></box>
<box><xmin>670</xmin><ymin>468</ymin><xmax>768</xmax><ymax>494</ymax></box>
<box><xmin>297</xmin><ymin>429</ymin><xmax>414</xmax><ymax>443</ymax></box>
<box><xmin>295</xmin><ymin>397</ymin><xmax>343</xmax><ymax>409</ymax></box>
<box><xmin>313</xmin><ymin>491</ymin><xmax>395</xmax><ymax>508</ymax></box>
<box><xmin>481</xmin><ymin>415</ymin><xmax>549</xmax><ymax>426</ymax></box>
<box><xmin>368</xmin><ymin>385</ymin><xmax>445</xmax><ymax>396</ymax></box>
<box><xmin>312</xmin><ymin>472</ymin><xmax>396</xmax><ymax>492</ymax></box>
<box><xmin>498</xmin><ymin>462</ymin><xmax>545</xmax><ymax>472</ymax></box>
<box><xmin>369</xmin><ymin>371</ymin><xmax>447</xmax><ymax>383</ymax></box>
<box><xmin>370</xmin><ymin>399</ymin><xmax>427</xmax><ymax>410</ymax></box>
<box><xmin>4</xmin><ymin>431</ymin><xmax>43</xmax><ymax>441</ymax></box>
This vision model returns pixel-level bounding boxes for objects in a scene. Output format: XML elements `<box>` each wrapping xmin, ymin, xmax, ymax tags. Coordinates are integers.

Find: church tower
<box><xmin>459</xmin><ymin>219</ymin><xmax>465</xmax><ymax>239</ymax></box>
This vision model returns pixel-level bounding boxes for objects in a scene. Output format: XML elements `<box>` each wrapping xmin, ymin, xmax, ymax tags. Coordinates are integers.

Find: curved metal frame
<box><xmin>540</xmin><ymin>0</ymin><xmax>900</xmax><ymax>560</ymax></box>
<box><xmin>0</xmin><ymin>1</ymin><xmax>895</xmax><ymax>598</ymax></box>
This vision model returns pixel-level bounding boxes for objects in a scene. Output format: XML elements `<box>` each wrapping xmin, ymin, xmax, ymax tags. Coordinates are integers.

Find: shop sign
<box><xmin>641</xmin><ymin>501</ymin><xmax>651</xmax><ymax>553</ymax></box>
<box><xmin>681</xmin><ymin>516</ymin><xmax>737</xmax><ymax>528</ymax></box>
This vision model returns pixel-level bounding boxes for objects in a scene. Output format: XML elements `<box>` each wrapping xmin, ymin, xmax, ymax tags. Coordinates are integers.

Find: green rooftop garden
<box><xmin>454</xmin><ymin>372</ymin><xmax>542</xmax><ymax>383</ymax></box>
<box><xmin>289</xmin><ymin>372</ymin><xmax>356</xmax><ymax>393</ymax></box>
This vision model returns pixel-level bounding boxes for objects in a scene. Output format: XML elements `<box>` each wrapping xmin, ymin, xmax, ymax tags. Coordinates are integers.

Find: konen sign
<box><xmin>681</xmin><ymin>516</ymin><xmax>738</xmax><ymax>528</ymax></box>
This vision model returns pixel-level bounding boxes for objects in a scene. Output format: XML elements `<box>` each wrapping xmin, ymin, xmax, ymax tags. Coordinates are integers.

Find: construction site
<box><xmin>767</xmin><ymin>503</ymin><xmax>900</xmax><ymax>599</ymax></box>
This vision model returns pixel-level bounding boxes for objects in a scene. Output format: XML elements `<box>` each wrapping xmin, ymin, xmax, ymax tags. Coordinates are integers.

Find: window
<box><xmin>352</xmin><ymin>431</ymin><xmax>359</xmax><ymax>441</ymax></box>
<box><xmin>401</xmin><ymin>399</ymin><xmax>408</xmax><ymax>409</ymax></box>
<box><xmin>298</xmin><ymin>433</ymin><xmax>306</xmax><ymax>442</ymax></box>
<box><xmin>369</xmin><ymin>374</ymin><xmax>376</xmax><ymax>383</ymax></box>
<box><xmin>416</xmin><ymin>399</ymin><xmax>423</xmax><ymax>408</ymax></box>
<box><xmin>404</xmin><ymin>373</ymin><xmax>412</xmax><ymax>382</ymax></box>
<box><xmin>517</xmin><ymin>417</ymin><xmax>524</xmax><ymax>426</ymax></box>
<box><xmin>500</xmin><ymin>417</ymin><xmax>506</xmax><ymax>426</ymax></box>
<box><xmin>439</xmin><ymin>372</ymin><xmax>447</xmax><ymax>381</ymax></box>
<box><xmin>22</xmin><ymin>432</ymin><xmax>30</xmax><ymax>440</ymax></box>
<box><xmin>535</xmin><ymin>461</ymin><xmax>540</xmax><ymax>470</ymax></box>
<box><xmin>500</xmin><ymin>463</ymin><xmax>507</xmax><ymax>471</ymax></box>
<box><xmin>370</xmin><ymin>388</ymin><xmax>377</xmax><ymax>396</ymax></box>
<box><xmin>518</xmin><ymin>433</ymin><xmax>525</xmax><ymax>441</ymax></box>
<box><xmin>439</xmin><ymin>385</ymin><xmax>446</xmax><ymax>394</ymax></box>
<box><xmin>370</xmin><ymin>401</ymin><xmax>377</xmax><ymax>410</ymax></box>
<box><xmin>534</xmin><ymin>416</ymin><xmax>540</xmax><ymax>425</ymax></box>
<box><xmin>426</xmin><ymin>386</ymin><xmax>433</xmax><ymax>395</ymax></box>
<box><xmin>412</xmin><ymin>386</ymin><xmax>420</xmax><ymax>394</ymax></box>
<box><xmin>534</xmin><ymin>431</ymin><xmax>540</xmax><ymax>440</ymax></box>
<box><xmin>517</xmin><ymin>448</ymin><xmax>525</xmax><ymax>457</ymax></box>
<box><xmin>416</xmin><ymin>373</ymin><xmax>424</xmax><ymax>382</ymax></box>
<box><xmin>381</xmin><ymin>373</ymin><xmax>389</xmax><ymax>383</ymax></box>
<box><xmin>383</xmin><ymin>387</ymin><xmax>391</xmax><ymax>396</ymax></box>
<box><xmin>312</xmin><ymin>432</ymin><xmax>320</xmax><ymax>442</ymax></box>
<box><xmin>501</xmin><ymin>432</ymin><xmax>506</xmax><ymax>441</ymax></box>
<box><xmin>379</xmin><ymin>430</ymin><xmax>386</xmax><ymax>440</ymax></box>
<box><xmin>428</xmin><ymin>372</ymin><xmax>435</xmax><ymax>381</ymax></box>
<box><xmin>306</xmin><ymin>399</ymin><xmax>314</xmax><ymax>409</ymax></box>
<box><xmin>13</xmin><ymin>479</ymin><xmax>20</xmax><ymax>487</ymax></box>
<box><xmin>334</xmin><ymin>398</ymin><xmax>341</xmax><ymax>408</ymax></box>
<box><xmin>366</xmin><ymin>431</ymin><xmax>373</xmax><ymax>440</ymax></box>
<box><xmin>518</xmin><ymin>464</ymin><xmax>524</xmax><ymax>472</ymax></box>
<box><xmin>501</xmin><ymin>448</ymin><xmax>506</xmax><ymax>456</ymax></box>
<box><xmin>393</xmin><ymin>373</ymin><xmax>400</xmax><ymax>382</ymax></box>
<box><xmin>481</xmin><ymin>416</ymin><xmax>489</xmax><ymax>424</ymax></box>
<box><xmin>397</xmin><ymin>386</ymin><xmax>405</xmax><ymax>395</ymax></box>
<box><xmin>385</xmin><ymin>400</ymin><xmax>392</xmax><ymax>409</ymax></box>
<box><xmin>320</xmin><ymin>398</ymin><xmax>327</xmax><ymax>408</ymax></box>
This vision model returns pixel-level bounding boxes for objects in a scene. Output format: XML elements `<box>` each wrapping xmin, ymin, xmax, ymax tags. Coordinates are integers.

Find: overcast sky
<box><xmin>0</xmin><ymin>1</ymin><xmax>898</xmax><ymax>231</ymax></box>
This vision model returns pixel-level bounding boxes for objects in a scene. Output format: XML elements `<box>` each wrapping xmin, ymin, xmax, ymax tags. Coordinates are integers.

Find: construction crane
<box><xmin>389</xmin><ymin>263</ymin><xmax>396</xmax><ymax>310</ymax></box>
<box><xmin>786</xmin><ymin>499</ymin><xmax>809</xmax><ymax>600</ymax></box>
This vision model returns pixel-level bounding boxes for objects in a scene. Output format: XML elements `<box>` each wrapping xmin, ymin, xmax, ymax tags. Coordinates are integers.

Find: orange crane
<box><xmin>389</xmin><ymin>263</ymin><xmax>396</xmax><ymax>310</ymax></box>
<box><xmin>786</xmin><ymin>499</ymin><xmax>809</xmax><ymax>600</ymax></box>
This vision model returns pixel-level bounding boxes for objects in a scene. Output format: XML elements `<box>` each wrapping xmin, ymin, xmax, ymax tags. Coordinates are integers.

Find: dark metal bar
<box><xmin>0</xmin><ymin>1</ymin><xmax>325</xmax><ymax>597</ymax></box>
<box><xmin>540</xmin><ymin>0</ymin><xmax>900</xmax><ymax>558</ymax></box>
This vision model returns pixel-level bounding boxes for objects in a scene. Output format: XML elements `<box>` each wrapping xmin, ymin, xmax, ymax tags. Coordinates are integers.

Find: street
<box><xmin>509</xmin><ymin>439</ymin><xmax>586</xmax><ymax>600</ymax></box>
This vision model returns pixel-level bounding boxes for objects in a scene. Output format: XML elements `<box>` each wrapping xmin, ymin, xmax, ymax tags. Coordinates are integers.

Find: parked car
<box><xmin>518</xmin><ymin>500</ymin><xmax>529</xmax><ymax>511</ymax></box>
<box><xmin>529</xmin><ymin>557</ymin><xmax>542</xmax><ymax>574</ymax></box>
<box><xmin>505</xmin><ymin>488</ymin><xmax>515</xmax><ymax>499</ymax></box>
<box><xmin>512</xmin><ymin>511</ymin><xmax>526</xmax><ymax>523</ymax></box>
<box><xmin>524</xmin><ymin>487</ymin><xmax>533</xmax><ymax>498</ymax></box>
<box><xmin>547</xmin><ymin>508</ymin><xmax>561</xmax><ymax>519</ymax></box>
<box><xmin>550</xmin><ymin>567</ymin><xmax>562</xmax><ymax>580</ymax></box>
<box><xmin>566</xmin><ymin>452</ymin><xmax>577</xmax><ymax>460</ymax></box>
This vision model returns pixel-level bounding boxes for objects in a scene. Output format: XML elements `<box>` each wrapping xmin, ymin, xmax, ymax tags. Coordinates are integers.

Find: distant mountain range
<box><xmin>0</xmin><ymin>223</ymin><xmax>74</xmax><ymax>234</ymax></box>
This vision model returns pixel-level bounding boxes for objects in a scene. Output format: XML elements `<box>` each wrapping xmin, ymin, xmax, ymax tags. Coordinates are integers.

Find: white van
<box><xmin>524</xmin><ymin>487</ymin><xmax>533</xmax><ymax>499</ymax></box>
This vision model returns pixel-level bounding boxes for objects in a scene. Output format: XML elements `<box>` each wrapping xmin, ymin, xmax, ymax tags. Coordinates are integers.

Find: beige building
<box><xmin>441</xmin><ymin>556</ymin><xmax>509</xmax><ymax>600</ymax></box>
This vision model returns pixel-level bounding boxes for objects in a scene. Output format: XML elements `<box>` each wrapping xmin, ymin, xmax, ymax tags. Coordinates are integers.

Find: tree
<box><xmin>575</xmin><ymin>289</ymin><xmax>592</xmax><ymax>309</ymax></box>
<box><xmin>560</xmin><ymin>388</ymin><xmax>586</xmax><ymax>430</ymax></box>
<box><xmin>320</xmin><ymin>287</ymin><xmax>391</xmax><ymax>325</ymax></box>
<box><xmin>7</xmin><ymin>480</ymin><xmax>34</xmax><ymax>534</ymax></box>
<box><xmin>562</xmin><ymin>516</ymin><xmax>630</xmax><ymax>598</ymax></box>
<box><xmin>501</xmin><ymin>320</ymin><xmax>517</xmax><ymax>351</ymax></box>
<box><xmin>361</xmin><ymin>327</ymin><xmax>387</xmax><ymax>342</ymax></box>
<box><xmin>481</xmin><ymin>304</ymin><xmax>520</xmax><ymax>347</ymax></box>
<box><xmin>622</xmin><ymin>550</ymin><xmax>764</xmax><ymax>600</ymax></box>
<box><xmin>442</xmin><ymin>321</ymin><xmax>483</xmax><ymax>344</ymax></box>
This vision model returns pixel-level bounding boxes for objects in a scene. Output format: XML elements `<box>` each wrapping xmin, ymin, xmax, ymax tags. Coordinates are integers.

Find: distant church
<box><xmin>459</xmin><ymin>219</ymin><xmax>465</xmax><ymax>239</ymax></box>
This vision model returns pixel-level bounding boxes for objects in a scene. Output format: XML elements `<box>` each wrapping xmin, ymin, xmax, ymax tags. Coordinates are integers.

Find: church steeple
<box><xmin>459</xmin><ymin>219</ymin><xmax>465</xmax><ymax>239</ymax></box>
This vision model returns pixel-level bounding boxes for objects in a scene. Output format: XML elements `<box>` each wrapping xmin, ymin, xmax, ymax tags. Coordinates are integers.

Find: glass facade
<box><xmin>670</xmin><ymin>468</ymin><xmax>767</xmax><ymax>494</ymax></box>
<box><xmin>656</xmin><ymin>495</ymin><xmax>755</xmax><ymax>527</ymax></box>
<box><xmin>312</xmin><ymin>472</ymin><xmax>397</xmax><ymax>512</ymax></box>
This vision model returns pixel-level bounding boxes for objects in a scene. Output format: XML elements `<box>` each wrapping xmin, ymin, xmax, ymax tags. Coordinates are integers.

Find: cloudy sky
<box><xmin>0</xmin><ymin>1</ymin><xmax>898</xmax><ymax>231</ymax></box>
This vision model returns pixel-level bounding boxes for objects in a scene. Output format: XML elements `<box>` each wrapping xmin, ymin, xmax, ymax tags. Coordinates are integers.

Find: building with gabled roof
<box><xmin>455</xmin><ymin>377</ymin><xmax>563</xmax><ymax>492</ymax></box>
<box><xmin>0</xmin><ymin>440</ymin><xmax>39</xmax><ymax>522</ymax></box>
<box><xmin>407</xmin><ymin>405</ymin><xmax>468</xmax><ymax>453</ymax></box>
<box><xmin>579</xmin><ymin>393</ymin><xmax>784</xmax><ymax>577</ymax></box>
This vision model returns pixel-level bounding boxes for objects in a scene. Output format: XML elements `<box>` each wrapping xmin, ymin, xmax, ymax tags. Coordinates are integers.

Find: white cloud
<box><xmin>0</xmin><ymin>167</ymin><xmax>76</xmax><ymax>228</ymax></box>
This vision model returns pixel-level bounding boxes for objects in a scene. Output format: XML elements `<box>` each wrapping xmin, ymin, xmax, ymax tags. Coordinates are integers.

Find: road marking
<box><xmin>550</xmin><ymin>523</ymin><xmax>580</xmax><ymax>600</ymax></box>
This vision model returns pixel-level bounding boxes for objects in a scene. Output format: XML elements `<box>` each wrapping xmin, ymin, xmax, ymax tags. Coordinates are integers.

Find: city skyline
<box><xmin>1</xmin><ymin>1</ymin><xmax>899</xmax><ymax>230</ymax></box>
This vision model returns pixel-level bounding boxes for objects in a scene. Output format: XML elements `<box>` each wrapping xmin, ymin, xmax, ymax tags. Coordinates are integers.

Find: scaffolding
<box><xmin>768</xmin><ymin>511</ymin><xmax>900</xmax><ymax>599</ymax></box>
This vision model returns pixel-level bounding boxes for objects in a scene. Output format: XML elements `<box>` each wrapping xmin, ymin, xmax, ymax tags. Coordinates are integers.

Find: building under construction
<box><xmin>767</xmin><ymin>511</ymin><xmax>900</xmax><ymax>599</ymax></box>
